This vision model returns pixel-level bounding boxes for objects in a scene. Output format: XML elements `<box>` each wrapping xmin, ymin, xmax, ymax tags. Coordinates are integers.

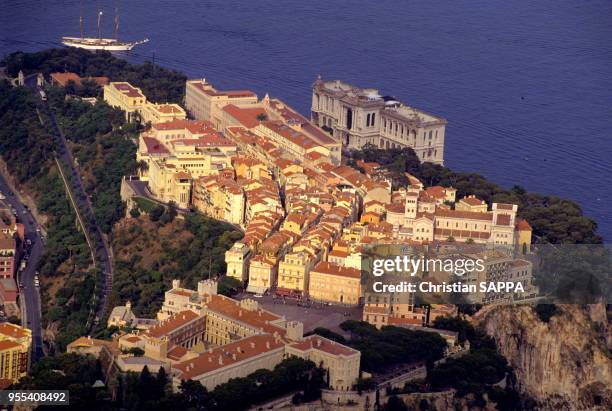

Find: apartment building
<box><xmin>103</xmin><ymin>82</ymin><xmax>147</xmax><ymax>121</ymax></box>
<box><xmin>185</xmin><ymin>79</ymin><xmax>258</xmax><ymax>128</ymax></box>
<box><xmin>0</xmin><ymin>323</ymin><xmax>31</xmax><ymax>383</ymax></box>
<box><xmin>311</xmin><ymin>78</ymin><xmax>446</xmax><ymax>164</ymax></box>
<box><xmin>0</xmin><ymin>234</ymin><xmax>15</xmax><ymax>279</ymax></box>
<box><xmin>285</xmin><ymin>335</ymin><xmax>361</xmax><ymax>391</ymax></box>
<box><xmin>137</xmin><ymin>119</ymin><xmax>237</xmax><ymax>208</ymax></box>
<box><xmin>394</xmin><ymin>177</ymin><xmax>531</xmax><ymax>246</ymax></box>
<box><xmin>362</xmin><ymin>291</ymin><xmax>424</xmax><ymax>329</ymax></box>
<box><xmin>277</xmin><ymin>250</ymin><xmax>318</xmax><ymax>295</ymax></box>
<box><xmin>309</xmin><ymin>262</ymin><xmax>361</xmax><ymax>305</ymax></box>
<box><xmin>104</xmin><ymin>81</ymin><xmax>187</xmax><ymax>125</ymax></box>
<box><xmin>262</xmin><ymin>95</ymin><xmax>342</xmax><ymax>165</ymax></box>
<box><xmin>192</xmin><ymin>174</ymin><xmax>245</xmax><ymax>226</ymax></box>
<box><xmin>224</xmin><ymin>242</ymin><xmax>251</xmax><ymax>282</ymax></box>
<box><xmin>140</xmin><ymin>103</ymin><xmax>187</xmax><ymax>125</ymax></box>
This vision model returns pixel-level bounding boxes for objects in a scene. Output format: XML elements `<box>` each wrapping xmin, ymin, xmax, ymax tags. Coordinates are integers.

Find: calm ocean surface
<box><xmin>3</xmin><ymin>0</ymin><xmax>611</xmax><ymax>241</ymax></box>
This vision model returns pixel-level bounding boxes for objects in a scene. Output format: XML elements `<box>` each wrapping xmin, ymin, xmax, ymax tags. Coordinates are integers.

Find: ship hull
<box><xmin>61</xmin><ymin>37</ymin><xmax>147</xmax><ymax>51</ymax></box>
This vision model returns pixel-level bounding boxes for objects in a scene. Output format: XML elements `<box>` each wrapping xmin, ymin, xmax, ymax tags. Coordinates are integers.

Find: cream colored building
<box><xmin>69</xmin><ymin>280</ymin><xmax>362</xmax><ymax>393</ymax></box>
<box><xmin>192</xmin><ymin>174</ymin><xmax>245</xmax><ymax>226</ymax></box>
<box><xmin>173</xmin><ymin>334</ymin><xmax>285</xmax><ymax>390</ymax></box>
<box><xmin>103</xmin><ymin>82</ymin><xmax>147</xmax><ymax>121</ymax></box>
<box><xmin>397</xmin><ymin>182</ymin><xmax>524</xmax><ymax>246</ymax></box>
<box><xmin>0</xmin><ymin>323</ymin><xmax>31</xmax><ymax>383</ymax></box>
<box><xmin>286</xmin><ymin>335</ymin><xmax>360</xmax><ymax>391</ymax></box>
<box><xmin>254</xmin><ymin>121</ymin><xmax>330</xmax><ymax>161</ymax></box>
<box><xmin>225</xmin><ymin>242</ymin><xmax>251</xmax><ymax>282</ymax></box>
<box><xmin>277</xmin><ymin>250</ymin><xmax>318</xmax><ymax>294</ymax></box>
<box><xmin>311</xmin><ymin>78</ymin><xmax>446</xmax><ymax>164</ymax></box>
<box><xmin>185</xmin><ymin>79</ymin><xmax>258</xmax><ymax>129</ymax></box>
<box><xmin>141</xmin><ymin>103</ymin><xmax>186</xmax><ymax>125</ymax></box>
<box><xmin>309</xmin><ymin>262</ymin><xmax>361</xmax><ymax>305</ymax></box>
<box><xmin>137</xmin><ymin>120</ymin><xmax>237</xmax><ymax>209</ymax></box>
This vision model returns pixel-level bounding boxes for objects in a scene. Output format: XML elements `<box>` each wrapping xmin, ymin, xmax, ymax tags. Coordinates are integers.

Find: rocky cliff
<box><xmin>477</xmin><ymin>304</ymin><xmax>611</xmax><ymax>410</ymax></box>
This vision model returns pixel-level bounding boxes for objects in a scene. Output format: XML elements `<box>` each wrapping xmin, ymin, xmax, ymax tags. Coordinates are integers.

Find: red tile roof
<box><xmin>147</xmin><ymin>310</ymin><xmax>199</xmax><ymax>338</ymax></box>
<box><xmin>142</xmin><ymin>136</ymin><xmax>170</xmax><ymax>155</ymax></box>
<box><xmin>288</xmin><ymin>335</ymin><xmax>358</xmax><ymax>356</ymax></box>
<box><xmin>312</xmin><ymin>262</ymin><xmax>360</xmax><ymax>279</ymax></box>
<box><xmin>222</xmin><ymin>105</ymin><xmax>267</xmax><ymax>129</ymax></box>
<box><xmin>173</xmin><ymin>334</ymin><xmax>283</xmax><ymax>379</ymax></box>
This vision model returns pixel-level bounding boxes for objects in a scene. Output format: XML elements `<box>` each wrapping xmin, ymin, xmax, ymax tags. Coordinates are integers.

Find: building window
<box><xmin>346</xmin><ymin>108</ymin><xmax>353</xmax><ymax>130</ymax></box>
<box><xmin>371</xmin><ymin>113</ymin><xmax>375</xmax><ymax>127</ymax></box>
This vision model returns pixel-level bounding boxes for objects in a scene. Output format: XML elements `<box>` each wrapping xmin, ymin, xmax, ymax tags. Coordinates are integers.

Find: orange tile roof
<box><xmin>515</xmin><ymin>219</ymin><xmax>532</xmax><ymax>231</ymax></box>
<box><xmin>312</xmin><ymin>262</ymin><xmax>360</xmax><ymax>279</ymax></box>
<box><xmin>461</xmin><ymin>196</ymin><xmax>485</xmax><ymax>206</ymax></box>
<box><xmin>174</xmin><ymin>334</ymin><xmax>284</xmax><ymax>379</ymax></box>
<box><xmin>51</xmin><ymin>72</ymin><xmax>109</xmax><ymax>87</ymax></box>
<box><xmin>288</xmin><ymin>335</ymin><xmax>358</xmax><ymax>356</ymax></box>
<box><xmin>167</xmin><ymin>345</ymin><xmax>189</xmax><ymax>360</ymax></box>
<box><xmin>205</xmin><ymin>295</ymin><xmax>285</xmax><ymax>335</ymax></box>
<box><xmin>386</xmin><ymin>203</ymin><xmax>404</xmax><ymax>213</ymax></box>
<box><xmin>222</xmin><ymin>104</ymin><xmax>267</xmax><ymax>129</ymax></box>
<box><xmin>0</xmin><ymin>340</ymin><xmax>21</xmax><ymax>350</ymax></box>
<box><xmin>495</xmin><ymin>214</ymin><xmax>512</xmax><ymax>226</ymax></box>
<box><xmin>496</xmin><ymin>203</ymin><xmax>515</xmax><ymax>210</ymax></box>
<box><xmin>0</xmin><ymin>323</ymin><xmax>29</xmax><ymax>339</ymax></box>
<box><xmin>147</xmin><ymin>310</ymin><xmax>200</xmax><ymax>338</ymax></box>
<box><xmin>153</xmin><ymin>119</ymin><xmax>217</xmax><ymax>135</ymax></box>
<box><xmin>435</xmin><ymin>209</ymin><xmax>492</xmax><ymax>221</ymax></box>
<box><xmin>142</xmin><ymin>136</ymin><xmax>170</xmax><ymax>155</ymax></box>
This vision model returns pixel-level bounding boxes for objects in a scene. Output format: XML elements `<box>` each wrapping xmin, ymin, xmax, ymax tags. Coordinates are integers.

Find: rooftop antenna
<box><xmin>97</xmin><ymin>10</ymin><xmax>103</xmax><ymax>39</ymax></box>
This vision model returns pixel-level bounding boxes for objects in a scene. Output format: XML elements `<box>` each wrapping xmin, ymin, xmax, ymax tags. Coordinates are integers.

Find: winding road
<box><xmin>27</xmin><ymin>77</ymin><xmax>114</xmax><ymax>329</ymax></box>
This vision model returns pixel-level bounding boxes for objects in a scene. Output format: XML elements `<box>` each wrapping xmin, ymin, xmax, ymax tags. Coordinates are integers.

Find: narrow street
<box><xmin>0</xmin><ymin>175</ymin><xmax>44</xmax><ymax>361</ymax></box>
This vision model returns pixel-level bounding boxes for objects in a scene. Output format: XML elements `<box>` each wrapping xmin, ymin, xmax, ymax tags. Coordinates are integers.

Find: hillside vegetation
<box><xmin>108</xmin><ymin>214</ymin><xmax>242</xmax><ymax>318</ymax></box>
<box><xmin>0</xmin><ymin>81</ymin><xmax>94</xmax><ymax>350</ymax></box>
<box><xmin>3</xmin><ymin>48</ymin><xmax>186</xmax><ymax>103</ymax></box>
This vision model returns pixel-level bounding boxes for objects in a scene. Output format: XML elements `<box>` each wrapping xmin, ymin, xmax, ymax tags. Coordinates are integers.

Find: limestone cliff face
<box><xmin>477</xmin><ymin>304</ymin><xmax>611</xmax><ymax>410</ymax></box>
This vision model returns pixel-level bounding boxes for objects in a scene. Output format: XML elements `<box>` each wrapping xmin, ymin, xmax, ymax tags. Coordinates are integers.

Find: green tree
<box><xmin>149</xmin><ymin>205</ymin><xmax>165</xmax><ymax>222</ymax></box>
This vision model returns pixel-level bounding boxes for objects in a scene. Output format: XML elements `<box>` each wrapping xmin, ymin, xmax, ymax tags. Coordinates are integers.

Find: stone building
<box><xmin>311</xmin><ymin>78</ymin><xmax>446</xmax><ymax>164</ymax></box>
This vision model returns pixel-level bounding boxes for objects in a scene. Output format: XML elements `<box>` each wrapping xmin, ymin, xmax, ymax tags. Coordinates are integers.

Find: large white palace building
<box><xmin>311</xmin><ymin>78</ymin><xmax>447</xmax><ymax>165</ymax></box>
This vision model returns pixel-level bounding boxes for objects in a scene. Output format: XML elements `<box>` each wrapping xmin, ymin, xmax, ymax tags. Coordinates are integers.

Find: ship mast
<box><xmin>79</xmin><ymin>3</ymin><xmax>83</xmax><ymax>38</ymax></box>
<box><xmin>97</xmin><ymin>10</ymin><xmax>103</xmax><ymax>39</ymax></box>
<box><xmin>114</xmin><ymin>8</ymin><xmax>119</xmax><ymax>40</ymax></box>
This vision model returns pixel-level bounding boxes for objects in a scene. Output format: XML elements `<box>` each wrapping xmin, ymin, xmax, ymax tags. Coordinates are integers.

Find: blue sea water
<box><xmin>2</xmin><ymin>0</ymin><xmax>611</xmax><ymax>240</ymax></box>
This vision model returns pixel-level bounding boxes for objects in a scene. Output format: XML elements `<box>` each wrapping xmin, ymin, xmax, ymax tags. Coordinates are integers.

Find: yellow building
<box><xmin>192</xmin><ymin>174</ymin><xmax>245</xmax><ymax>226</ymax></box>
<box><xmin>185</xmin><ymin>79</ymin><xmax>258</xmax><ymax>129</ymax></box>
<box><xmin>254</xmin><ymin>121</ymin><xmax>330</xmax><ymax>161</ymax></box>
<box><xmin>103</xmin><ymin>82</ymin><xmax>147</xmax><ymax>121</ymax></box>
<box><xmin>455</xmin><ymin>195</ymin><xmax>488</xmax><ymax>212</ymax></box>
<box><xmin>247</xmin><ymin>255</ymin><xmax>277</xmax><ymax>294</ymax></box>
<box><xmin>68</xmin><ymin>280</ymin><xmax>361</xmax><ymax>394</ymax></box>
<box><xmin>104</xmin><ymin>81</ymin><xmax>186</xmax><ymax>126</ymax></box>
<box><xmin>515</xmin><ymin>219</ymin><xmax>533</xmax><ymax>251</ymax></box>
<box><xmin>225</xmin><ymin>243</ymin><xmax>251</xmax><ymax>282</ymax></box>
<box><xmin>141</xmin><ymin>103</ymin><xmax>186</xmax><ymax>125</ymax></box>
<box><xmin>277</xmin><ymin>251</ymin><xmax>317</xmax><ymax>294</ymax></box>
<box><xmin>309</xmin><ymin>262</ymin><xmax>361</xmax><ymax>305</ymax></box>
<box><xmin>0</xmin><ymin>323</ymin><xmax>32</xmax><ymax>383</ymax></box>
<box><xmin>285</xmin><ymin>335</ymin><xmax>361</xmax><ymax>391</ymax></box>
<box><xmin>137</xmin><ymin>120</ymin><xmax>237</xmax><ymax>209</ymax></box>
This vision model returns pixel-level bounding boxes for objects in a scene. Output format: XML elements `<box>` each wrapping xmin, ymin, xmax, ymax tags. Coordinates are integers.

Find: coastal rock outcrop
<box><xmin>477</xmin><ymin>304</ymin><xmax>611</xmax><ymax>410</ymax></box>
